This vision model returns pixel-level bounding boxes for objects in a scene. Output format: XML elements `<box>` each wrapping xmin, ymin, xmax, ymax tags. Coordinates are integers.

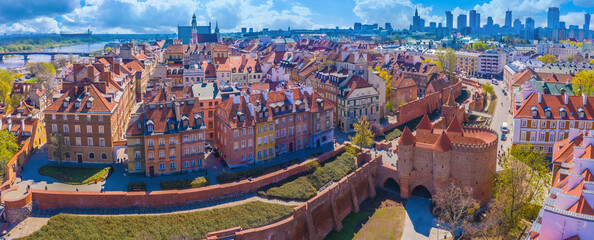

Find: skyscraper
<box><xmin>446</xmin><ymin>11</ymin><xmax>453</xmax><ymax>29</ymax></box>
<box><xmin>526</xmin><ymin>17</ymin><xmax>535</xmax><ymax>30</ymax></box>
<box><xmin>477</xmin><ymin>13</ymin><xmax>481</xmax><ymax>29</ymax></box>
<box><xmin>505</xmin><ymin>10</ymin><xmax>512</xmax><ymax>28</ymax></box>
<box><xmin>412</xmin><ymin>7</ymin><xmax>423</xmax><ymax>31</ymax></box>
<box><xmin>584</xmin><ymin>13</ymin><xmax>591</xmax><ymax>38</ymax></box>
<box><xmin>469</xmin><ymin>10</ymin><xmax>477</xmax><ymax>29</ymax></box>
<box><xmin>457</xmin><ymin>14</ymin><xmax>467</xmax><ymax>30</ymax></box>
<box><xmin>548</xmin><ymin>7</ymin><xmax>560</xmax><ymax>29</ymax></box>
<box><xmin>487</xmin><ymin>17</ymin><xmax>493</xmax><ymax>27</ymax></box>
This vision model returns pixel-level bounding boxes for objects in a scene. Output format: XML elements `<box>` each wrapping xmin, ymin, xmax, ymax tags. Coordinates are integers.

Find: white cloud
<box><xmin>471</xmin><ymin>0</ymin><xmax>569</xmax><ymax>28</ymax></box>
<box><xmin>0</xmin><ymin>17</ymin><xmax>60</xmax><ymax>34</ymax></box>
<box><xmin>353</xmin><ymin>0</ymin><xmax>441</xmax><ymax>29</ymax></box>
<box><xmin>560</xmin><ymin>11</ymin><xmax>590</xmax><ymax>28</ymax></box>
<box><xmin>205</xmin><ymin>0</ymin><xmax>318</xmax><ymax>31</ymax></box>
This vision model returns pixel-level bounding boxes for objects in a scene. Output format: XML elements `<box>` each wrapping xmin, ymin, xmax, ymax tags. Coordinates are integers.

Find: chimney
<box><xmin>564</xmin><ymin>92</ymin><xmax>569</xmax><ymax>105</ymax></box>
<box><xmin>583</xmin><ymin>92</ymin><xmax>588</xmax><ymax>107</ymax></box>
<box><xmin>538</xmin><ymin>92</ymin><xmax>542</xmax><ymax>104</ymax></box>
<box><xmin>21</xmin><ymin>118</ymin><xmax>25</xmax><ymax>132</ymax></box>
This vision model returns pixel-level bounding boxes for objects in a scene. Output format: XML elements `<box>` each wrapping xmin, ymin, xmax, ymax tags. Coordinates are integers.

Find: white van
<box><xmin>501</xmin><ymin>122</ymin><xmax>508</xmax><ymax>133</ymax></box>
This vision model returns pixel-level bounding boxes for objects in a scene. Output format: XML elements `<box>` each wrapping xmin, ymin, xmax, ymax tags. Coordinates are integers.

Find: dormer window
<box><xmin>86</xmin><ymin>97</ymin><xmax>94</xmax><ymax>109</ymax></box>
<box><xmin>559</xmin><ymin>107</ymin><xmax>567</xmax><ymax>119</ymax></box>
<box><xmin>531</xmin><ymin>106</ymin><xmax>538</xmax><ymax>118</ymax></box>
<box><xmin>168</xmin><ymin>120</ymin><xmax>175</xmax><ymax>131</ymax></box>
<box><xmin>578</xmin><ymin>108</ymin><xmax>585</xmax><ymax>119</ymax></box>
<box><xmin>146</xmin><ymin>120</ymin><xmax>154</xmax><ymax>133</ymax></box>
<box><xmin>237</xmin><ymin>111</ymin><xmax>245</xmax><ymax>122</ymax></box>
<box><xmin>544</xmin><ymin>107</ymin><xmax>552</xmax><ymax>118</ymax></box>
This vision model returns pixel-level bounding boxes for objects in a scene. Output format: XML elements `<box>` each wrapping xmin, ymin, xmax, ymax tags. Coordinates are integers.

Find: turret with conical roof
<box><xmin>433</xmin><ymin>131</ymin><xmax>452</xmax><ymax>152</ymax></box>
<box><xmin>399</xmin><ymin>127</ymin><xmax>417</xmax><ymax>145</ymax></box>
<box><xmin>446</xmin><ymin>116</ymin><xmax>463</xmax><ymax>135</ymax></box>
<box><xmin>416</xmin><ymin>114</ymin><xmax>433</xmax><ymax>133</ymax></box>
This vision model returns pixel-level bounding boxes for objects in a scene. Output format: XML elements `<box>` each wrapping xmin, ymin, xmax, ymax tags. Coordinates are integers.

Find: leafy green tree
<box><xmin>470</xmin><ymin>144</ymin><xmax>550</xmax><ymax>238</ymax></box>
<box><xmin>482</xmin><ymin>82</ymin><xmax>495</xmax><ymax>98</ymax></box>
<box><xmin>537</xmin><ymin>54</ymin><xmax>558</xmax><ymax>64</ymax></box>
<box><xmin>0</xmin><ymin>130</ymin><xmax>19</xmax><ymax>178</ymax></box>
<box><xmin>567</xmin><ymin>54</ymin><xmax>575</xmax><ymax>62</ymax></box>
<box><xmin>0</xmin><ymin>69</ymin><xmax>14</xmax><ymax>104</ymax></box>
<box><xmin>436</xmin><ymin>48</ymin><xmax>457</xmax><ymax>81</ymax></box>
<box><xmin>572</xmin><ymin>70</ymin><xmax>594</xmax><ymax>96</ymax></box>
<box><xmin>104</xmin><ymin>47</ymin><xmax>112</xmax><ymax>53</ymax></box>
<box><xmin>386</xmin><ymin>102</ymin><xmax>393</xmax><ymax>112</ymax></box>
<box><xmin>50</xmin><ymin>133</ymin><xmax>69</xmax><ymax>165</ymax></box>
<box><xmin>349</xmin><ymin>116</ymin><xmax>375</xmax><ymax>155</ymax></box>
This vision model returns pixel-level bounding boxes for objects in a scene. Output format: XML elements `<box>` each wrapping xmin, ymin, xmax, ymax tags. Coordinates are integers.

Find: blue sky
<box><xmin>0</xmin><ymin>0</ymin><xmax>592</xmax><ymax>34</ymax></box>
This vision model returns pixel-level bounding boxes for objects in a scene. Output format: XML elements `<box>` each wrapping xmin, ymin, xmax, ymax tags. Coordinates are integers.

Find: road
<box><xmin>471</xmin><ymin>78</ymin><xmax>514</xmax><ymax>169</ymax></box>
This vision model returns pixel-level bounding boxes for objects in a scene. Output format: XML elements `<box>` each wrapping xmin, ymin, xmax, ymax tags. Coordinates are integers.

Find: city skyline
<box><xmin>0</xmin><ymin>0</ymin><xmax>593</xmax><ymax>34</ymax></box>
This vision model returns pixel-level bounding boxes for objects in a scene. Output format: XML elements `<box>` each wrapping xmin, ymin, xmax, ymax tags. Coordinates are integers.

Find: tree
<box><xmin>436</xmin><ymin>48</ymin><xmax>457</xmax><ymax>81</ymax></box>
<box><xmin>433</xmin><ymin>183</ymin><xmax>479</xmax><ymax>239</ymax></box>
<box><xmin>374</xmin><ymin>66</ymin><xmax>392</xmax><ymax>104</ymax></box>
<box><xmin>537</xmin><ymin>54</ymin><xmax>558</xmax><ymax>64</ymax></box>
<box><xmin>104</xmin><ymin>47</ymin><xmax>112</xmax><ymax>53</ymax></box>
<box><xmin>386</xmin><ymin>102</ymin><xmax>394</xmax><ymax>112</ymax></box>
<box><xmin>0</xmin><ymin>130</ymin><xmax>19</xmax><ymax>178</ymax></box>
<box><xmin>469</xmin><ymin>144</ymin><xmax>550</xmax><ymax>238</ymax></box>
<box><xmin>572</xmin><ymin>70</ymin><xmax>594</xmax><ymax>96</ymax></box>
<box><xmin>0</xmin><ymin>69</ymin><xmax>15</xmax><ymax>104</ymax></box>
<box><xmin>482</xmin><ymin>82</ymin><xmax>495</xmax><ymax>100</ymax></box>
<box><xmin>50</xmin><ymin>133</ymin><xmax>69</xmax><ymax>165</ymax></box>
<box><xmin>590</xmin><ymin>59</ymin><xmax>594</xmax><ymax>64</ymax></box>
<box><xmin>349</xmin><ymin>116</ymin><xmax>375</xmax><ymax>155</ymax></box>
<box><xmin>567</xmin><ymin>54</ymin><xmax>575</xmax><ymax>62</ymax></box>
<box><xmin>27</xmin><ymin>62</ymin><xmax>56</xmax><ymax>106</ymax></box>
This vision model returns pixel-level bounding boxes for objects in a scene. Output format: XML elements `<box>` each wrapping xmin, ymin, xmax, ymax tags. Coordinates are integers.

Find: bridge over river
<box><xmin>0</xmin><ymin>51</ymin><xmax>91</xmax><ymax>63</ymax></box>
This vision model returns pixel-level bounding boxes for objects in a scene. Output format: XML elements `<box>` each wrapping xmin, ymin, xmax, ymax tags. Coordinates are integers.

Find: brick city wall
<box><xmin>22</xmin><ymin>144</ymin><xmax>347</xmax><ymax>210</ymax></box>
<box><xmin>221</xmin><ymin>155</ymin><xmax>383</xmax><ymax>240</ymax></box>
<box><xmin>0</xmin><ymin>138</ymin><xmax>33</xmax><ymax>192</ymax></box>
<box><xmin>396</xmin><ymin>80</ymin><xmax>462</xmax><ymax>126</ymax></box>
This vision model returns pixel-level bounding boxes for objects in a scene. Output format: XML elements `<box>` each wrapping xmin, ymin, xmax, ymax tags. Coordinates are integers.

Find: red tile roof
<box><xmin>417</xmin><ymin>115</ymin><xmax>433</xmax><ymax>130</ymax></box>
<box><xmin>399</xmin><ymin>127</ymin><xmax>416</xmax><ymax>145</ymax></box>
<box><xmin>514</xmin><ymin>93</ymin><xmax>594</xmax><ymax>119</ymax></box>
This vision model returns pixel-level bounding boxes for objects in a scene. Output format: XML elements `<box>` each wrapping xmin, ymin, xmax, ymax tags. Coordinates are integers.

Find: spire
<box><xmin>446</xmin><ymin>117</ymin><xmax>463</xmax><ymax>133</ymax></box>
<box><xmin>215</xmin><ymin>20</ymin><xmax>220</xmax><ymax>34</ymax></box>
<box><xmin>399</xmin><ymin>127</ymin><xmax>417</xmax><ymax>145</ymax></box>
<box><xmin>416</xmin><ymin>114</ymin><xmax>433</xmax><ymax>130</ymax></box>
<box><xmin>415</xmin><ymin>7</ymin><xmax>418</xmax><ymax>17</ymax></box>
<box><xmin>433</xmin><ymin>131</ymin><xmax>452</xmax><ymax>152</ymax></box>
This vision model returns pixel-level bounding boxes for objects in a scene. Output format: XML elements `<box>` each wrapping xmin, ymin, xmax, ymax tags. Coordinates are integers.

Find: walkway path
<box><xmin>4</xmin><ymin>194</ymin><xmax>303</xmax><ymax>239</ymax></box>
<box><xmin>401</xmin><ymin>197</ymin><xmax>451</xmax><ymax>240</ymax></box>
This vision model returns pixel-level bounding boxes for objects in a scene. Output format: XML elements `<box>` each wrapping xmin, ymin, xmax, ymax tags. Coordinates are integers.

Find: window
<box><xmin>63</xmin><ymin>115</ymin><xmax>68</xmax><ymax>121</ymax></box>
<box><xmin>148</xmin><ymin>151</ymin><xmax>154</xmax><ymax>159</ymax></box>
<box><xmin>234</xmin><ymin>142</ymin><xmax>239</xmax><ymax>150</ymax></box>
<box><xmin>241</xmin><ymin>140</ymin><xmax>246</xmax><ymax>149</ymax></box>
<box><xmin>184</xmin><ymin>135</ymin><xmax>189</xmax><ymax>143</ymax></box>
<box><xmin>63</xmin><ymin>125</ymin><xmax>69</xmax><ymax>133</ymax></box>
<box><xmin>258</xmin><ymin>125</ymin><xmax>262</xmax><ymax>133</ymax></box>
<box><xmin>242</xmin><ymin>128</ymin><xmax>246</xmax><ymax>136</ymax></box>
<box><xmin>159</xmin><ymin>150</ymin><xmax>165</xmax><ymax>158</ymax></box>
<box><xmin>530</xmin><ymin>131</ymin><xmax>536</xmax><ymax>141</ymax></box>
<box><xmin>64</xmin><ymin>137</ymin><xmax>70</xmax><ymax>145</ymax></box>
<box><xmin>548</xmin><ymin>147</ymin><xmax>553</xmax><ymax>153</ymax></box>
<box><xmin>550</xmin><ymin>121</ymin><xmax>557</xmax><ymax>128</ymax></box>
<box><xmin>257</xmin><ymin>137</ymin><xmax>262</xmax><ymax>146</ymax></box>
<box><xmin>75</xmin><ymin>137</ymin><xmax>81</xmax><ymax>146</ymax></box>
<box><xmin>87</xmin><ymin>115</ymin><xmax>92</xmax><ymax>122</ymax></box>
<box><xmin>540</xmin><ymin>121</ymin><xmax>546</xmax><ymax>128</ymax></box>
<box><xmin>281</xmin><ymin>129</ymin><xmax>286</xmax><ymax>137</ymax></box>
<box><xmin>169</xmin><ymin>137</ymin><xmax>175</xmax><ymax>144</ymax></box>
<box><xmin>184</xmin><ymin>161</ymin><xmax>189</xmax><ymax>168</ymax></box>
<box><xmin>241</xmin><ymin>154</ymin><xmax>245</xmax><ymax>163</ymax></box>
<box><xmin>135</xmin><ymin>151</ymin><xmax>141</xmax><ymax>158</ymax></box>
<box><xmin>303</xmin><ymin>124</ymin><xmax>307</xmax><ymax>132</ymax></box>
<box><xmin>169</xmin><ymin>149</ymin><xmax>175</xmax><ymax>157</ymax></box>
<box><xmin>269</xmin><ymin>148</ymin><xmax>273</xmax><ymax>156</ymax></box>
<box><xmin>531</xmin><ymin>121</ymin><xmax>536</xmax><ymax>128</ymax></box>
<box><xmin>248</xmin><ymin>139</ymin><xmax>253</xmax><ymax>147</ymax></box>
<box><xmin>234</xmin><ymin>130</ymin><xmax>239</xmax><ymax>137</ymax></box>
<box><xmin>263</xmin><ymin>124</ymin><xmax>268</xmax><ymax>132</ymax></box>
<box><xmin>98</xmin><ymin>116</ymin><xmax>103</xmax><ymax>121</ymax></box>
<box><xmin>102</xmin><ymin>153</ymin><xmax>108</xmax><ymax>160</ymax></box>
<box><xmin>288</xmin><ymin>127</ymin><xmax>293</xmax><ymax>136</ymax></box>
<box><xmin>87</xmin><ymin>138</ymin><xmax>93</xmax><ymax>146</ymax></box>
<box><xmin>559</xmin><ymin>121</ymin><xmax>566</xmax><ymax>129</ymax></box>
<box><xmin>75</xmin><ymin>125</ymin><xmax>80</xmax><ymax>133</ymax></box>
<box><xmin>52</xmin><ymin>114</ymin><xmax>56</xmax><ymax>120</ymax></box>
<box><xmin>539</xmin><ymin>132</ymin><xmax>545</xmax><ymax>142</ymax></box>
<box><xmin>136</xmin><ymin>162</ymin><xmax>141</xmax><ymax>170</ymax></box>
<box><xmin>263</xmin><ymin>136</ymin><xmax>268</xmax><ymax>144</ymax></box>
<box><xmin>75</xmin><ymin>115</ymin><xmax>79</xmax><ymax>121</ymax></box>
<box><xmin>248</xmin><ymin>127</ymin><xmax>253</xmax><ymax>134</ymax></box>
<box><xmin>89</xmin><ymin>153</ymin><xmax>95</xmax><ymax>159</ymax></box>
<box><xmin>52</xmin><ymin>124</ymin><xmax>57</xmax><ymax>132</ymax></box>
<box><xmin>159</xmin><ymin>163</ymin><xmax>165</xmax><ymax>170</ymax></box>
<box><xmin>148</xmin><ymin>139</ymin><xmax>154</xmax><ymax>146</ymax></box>
<box><xmin>159</xmin><ymin>138</ymin><xmax>165</xmax><ymax>145</ymax></box>
<box><xmin>258</xmin><ymin>151</ymin><xmax>262</xmax><ymax>158</ymax></box>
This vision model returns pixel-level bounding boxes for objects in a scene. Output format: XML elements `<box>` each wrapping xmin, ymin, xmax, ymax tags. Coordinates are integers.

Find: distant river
<box><xmin>0</xmin><ymin>41</ymin><xmax>112</xmax><ymax>69</ymax></box>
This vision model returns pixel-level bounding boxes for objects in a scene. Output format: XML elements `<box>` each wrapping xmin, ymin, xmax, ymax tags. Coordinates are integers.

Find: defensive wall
<box><xmin>207</xmin><ymin>154</ymin><xmax>383</xmax><ymax>240</ymax></box>
<box><xmin>2</xmin><ymin>144</ymin><xmax>348</xmax><ymax>221</ymax></box>
<box><xmin>0</xmin><ymin>138</ymin><xmax>34</xmax><ymax>192</ymax></box>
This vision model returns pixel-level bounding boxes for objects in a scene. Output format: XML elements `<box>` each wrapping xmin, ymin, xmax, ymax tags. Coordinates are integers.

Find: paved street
<box><xmin>401</xmin><ymin>197</ymin><xmax>451</xmax><ymax>240</ymax></box>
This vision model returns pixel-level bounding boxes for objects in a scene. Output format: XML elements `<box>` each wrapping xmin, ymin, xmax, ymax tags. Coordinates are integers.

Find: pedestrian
<box><xmin>45</xmin><ymin>186</ymin><xmax>47</xmax><ymax>190</ymax></box>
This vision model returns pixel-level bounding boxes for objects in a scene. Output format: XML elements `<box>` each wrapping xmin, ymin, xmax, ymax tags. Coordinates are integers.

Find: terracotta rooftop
<box><xmin>417</xmin><ymin>115</ymin><xmax>433</xmax><ymax>130</ymax></box>
<box><xmin>398</xmin><ymin>127</ymin><xmax>416</xmax><ymax>145</ymax></box>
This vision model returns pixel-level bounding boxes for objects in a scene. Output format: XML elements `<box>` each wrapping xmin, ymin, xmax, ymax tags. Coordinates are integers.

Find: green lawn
<box><xmin>325</xmin><ymin>195</ymin><xmax>405</xmax><ymax>240</ymax></box>
<box><xmin>23</xmin><ymin>78</ymin><xmax>38</xmax><ymax>83</ymax></box>
<box><xmin>38</xmin><ymin>165</ymin><xmax>111</xmax><ymax>185</ymax></box>
<box><xmin>258</xmin><ymin>152</ymin><xmax>356</xmax><ymax>201</ymax></box>
<box><xmin>160</xmin><ymin>176</ymin><xmax>210</xmax><ymax>190</ymax></box>
<box><xmin>20</xmin><ymin>201</ymin><xmax>295</xmax><ymax>240</ymax></box>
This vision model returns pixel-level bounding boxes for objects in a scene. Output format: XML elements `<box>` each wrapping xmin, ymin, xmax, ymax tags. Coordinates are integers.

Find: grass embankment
<box><xmin>160</xmin><ymin>176</ymin><xmax>210</xmax><ymax>190</ymax></box>
<box><xmin>21</xmin><ymin>201</ymin><xmax>295</xmax><ymax>240</ymax></box>
<box><xmin>325</xmin><ymin>191</ymin><xmax>405</xmax><ymax>240</ymax></box>
<box><xmin>38</xmin><ymin>165</ymin><xmax>111</xmax><ymax>185</ymax></box>
<box><xmin>258</xmin><ymin>153</ymin><xmax>356</xmax><ymax>201</ymax></box>
<box><xmin>217</xmin><ymin>159</ymin><xmax>301</xmax><ymax>184</ymax></box>
<box><xmin>487</xmin><ymin>94</ymin><xmax>498</xmax><ymax>115</ymax></box>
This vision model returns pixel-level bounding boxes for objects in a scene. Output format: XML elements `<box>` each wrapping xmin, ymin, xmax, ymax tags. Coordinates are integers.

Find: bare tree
<box><xmin>433</xmin><ymin>183</ymin><xmax>479</xmax><ymax>239</ymax></box>
<box><xmin>50</xmin><ymin>133</ymin><xmax>69</xmax><ymax>165</ymax></box>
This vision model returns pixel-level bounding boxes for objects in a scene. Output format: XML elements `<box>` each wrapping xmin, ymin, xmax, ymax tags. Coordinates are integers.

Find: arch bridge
<box><xmin>0</xmin><ymin>51</ymin><xmax>91</xmax><ymax>63</ymax></box>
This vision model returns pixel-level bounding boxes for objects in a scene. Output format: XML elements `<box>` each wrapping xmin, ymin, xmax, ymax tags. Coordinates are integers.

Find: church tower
<box><xmin>191</xmin><ymin>14</ymin><xmax>198</xmax><ymax>44</ymax></box>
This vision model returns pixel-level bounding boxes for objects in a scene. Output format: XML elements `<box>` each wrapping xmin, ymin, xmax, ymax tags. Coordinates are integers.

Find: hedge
<box><xmin>127</xmin><ymin>182</ymin><xmax>146</xmax><ymax>192</ymax></box>
<box><xmin>160</xmin><ymin>177</ymin><xmax>210</xmax><ymax>190</ymax></box>
<box><xmin>217</xmin><ymin>159</ymin><xmax>301</xmax><ymax>184</ymax></box>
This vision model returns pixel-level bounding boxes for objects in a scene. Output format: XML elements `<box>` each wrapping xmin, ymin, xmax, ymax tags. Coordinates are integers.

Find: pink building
<box><xmin>530</xmin><ymin>129</ymin><xmax>594</xmax><ymax>240</ymax></box>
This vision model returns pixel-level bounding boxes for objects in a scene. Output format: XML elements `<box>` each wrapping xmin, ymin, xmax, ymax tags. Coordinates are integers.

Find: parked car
<box><xmin>501</xmin><ymin>133</ymin><xmax>506</xmax><ymax>141</ymax></box>
<box><xmin>491</xmin><ymin>79</ymin><xmax>498</xmax><ymax>85</ymax></box>
<box><xmin>501</xmin><ymin>122</ymin><xmax>509</xmax><ymax>133</ymax></box>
